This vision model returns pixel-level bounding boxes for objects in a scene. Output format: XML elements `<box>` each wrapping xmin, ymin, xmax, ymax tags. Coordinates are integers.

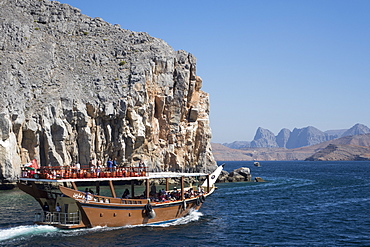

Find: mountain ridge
<box><xmin>223</xmin><ymin>123</ymin><xmax>370</xmax><ymax>149</ymax></box>
<box><xmin>214</xmin><ymin>133</ymin><xmax>370</xmax><ymax>161</ymax></box>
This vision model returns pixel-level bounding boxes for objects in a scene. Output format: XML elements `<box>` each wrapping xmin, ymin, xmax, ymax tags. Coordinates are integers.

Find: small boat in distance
<box><xmin>254</xmin><ymin>161</ymin><xmax>261</xmax><ymax>167</ymax></box>
<box><xmin>17</xmin><ymin>164</ymin><xmax>223</xmax><ymax>229</ymax></box>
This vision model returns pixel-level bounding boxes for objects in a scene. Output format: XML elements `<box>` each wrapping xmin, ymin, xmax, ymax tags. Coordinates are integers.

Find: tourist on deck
<box><xmin>107</xmin><ymin>158</ymin><xmax>113</xmax><ymax>172</ymax></box>
<box><xmin>138</xmin><ymin>160</ymin><xmax>145</xmax><ymax>172</ymax></box>
<box><xmin>150</xmin><ymin>183</ymin><xmax>157</xmax><ymax>195</ymax></box>
<box><xmin>85</xmin><ymin>188</ymin><xmax>89</xmax><ymax>202</ymax></box>
<box><xmin>97</xmin><ymin>160</ymin><xmax>102</xmax><ymax>170</ymax></box>
<box><xmin>76</xmin><ymin>162</ymin><xmax>81</xmax><ymax>172</ymax></box>
<box><xmin>171</xmin><ymin>187</ymin><xmax>180</xmax><ymax>200</ymax></box>
<box><xmin>55</xmin><ymin>203</ymin><xmax>61</xmax><ymax>212</ymax></box>
<box><xmin>198</xmin><ymin>186</ymin><xmax>204</xmax><ymax>194</ymax></box>
<box><xmin>113</xmin><ymin>158</ymin><xmax>117</xmax><ymax>171</ymax></box>
<box><xmin>188</xmin><ymin>188</ymin><xmax>194</xmax><ymax>197</ymax></box>
<box><xmin>43</xmin><ymin>202</ymin><xmax>49</xmax><ymax>211</ymax></box>
<box><xmin>89</xmin><ymin>159</ymin><xmax>96</xmax><ymax>172</ymax></box>
<box><xmin>159</xmin><ymin>190</ymin><xmax>168</xmax><ymax>201</ymax></box>
<box><xmin>122</xmin><ymin>189</ymin><xmax>130</xmax><ymax>199</ymax></box>
<box><xmin>96</xmin><ymin>164</ymin><xmax>101</xmax><ymax>177</ymax></box>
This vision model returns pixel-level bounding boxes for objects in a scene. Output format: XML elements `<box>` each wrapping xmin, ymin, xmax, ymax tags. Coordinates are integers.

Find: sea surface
<box><xmin>1</xmin><ymin>161</ymin><xmax>370</xmax><ymax>246</ymax></box>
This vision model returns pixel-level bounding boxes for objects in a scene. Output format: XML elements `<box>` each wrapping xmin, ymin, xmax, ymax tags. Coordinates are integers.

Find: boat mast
<box><xmin>145</xmin><ymin>178</ymin><xmax>150</xmax><ymax>199</ymax></box>
<box><xmin>181</xmin><ymin>176</ymin><xmax>184</xmax><ymax>200</ymax></box>
<box><xmin>71</xmin><ymin>181</ymin><xmax>78</xmax><ymax>190</ymax></box>
<box><xmin>165</xmin><ymin>178</ymin><xmax>169</xmax><ymax>191</ymax></box>
<box><xmin>207</xmin><ymin>174</ymin><xmax>210</xmax><ymax>193</ymax></box>
<box><xmin>108</xmin><ymin>180</ymin><xmax>116</xmax><ymax>198</ymax></box>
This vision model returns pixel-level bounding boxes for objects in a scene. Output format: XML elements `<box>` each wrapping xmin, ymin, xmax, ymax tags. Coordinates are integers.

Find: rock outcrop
<box><xmin>217</xmin><ymin>167</ymin><xmax>252</xmax><ymax>183</ymax></box>
<box><xmin>0</xmin><ymin>0</ymin><xmax>216</xmax><ymax>184</ymax></box>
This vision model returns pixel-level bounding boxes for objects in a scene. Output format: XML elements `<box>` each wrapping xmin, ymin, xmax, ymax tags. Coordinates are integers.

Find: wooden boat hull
<box><xmin>17</xmin><ymin>166</ymin><xmax>222</xmax><ymax>229</ymax></box>
<box><xmin>59</xmin><ymin>186</ymin><xmax>207</xmax><ymax>228</ymax></box>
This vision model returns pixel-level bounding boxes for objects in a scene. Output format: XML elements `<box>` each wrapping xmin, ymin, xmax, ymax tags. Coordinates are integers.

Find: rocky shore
<box><xmin>217</xmin><ymin>167</ymin><xmax>253</xmax><ymax>183</ymax></box>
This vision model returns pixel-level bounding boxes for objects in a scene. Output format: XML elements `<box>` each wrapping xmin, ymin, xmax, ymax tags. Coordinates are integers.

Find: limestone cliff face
<box><xmin>0</xmin><ymin>0</ymin><xmax>216</xmax><ymax>183</ymax></box>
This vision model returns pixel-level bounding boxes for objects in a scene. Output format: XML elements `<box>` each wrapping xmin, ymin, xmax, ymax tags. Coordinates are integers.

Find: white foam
<box><xmin>0</xmin><ymin>225</ymin><xmax>57</xmax><ymax>241</ymax></box>
<box><xmin>0</xmin><ymin>211</ymin><xmax>204</xmax><ymax>240</ymax></box>
<box><xmin>151</xmin><ymin>210</ymin><xmax>203</xmax><ymax>227</ymax></box>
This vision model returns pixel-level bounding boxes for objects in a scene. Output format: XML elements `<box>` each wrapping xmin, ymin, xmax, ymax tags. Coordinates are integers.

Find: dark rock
<box><xmin>216</xmin><ymin>170</ymin><xmax>230</xmax><ymax>183</ymax></box>
<box><xmin>254</xmin><ymin>177</ymin><xmax>265</xmax><ymax>182</ymax></box>
<box><xmin>217</xmin><ymin>167</ymin><xmax>251</xmax><ymax>183</ymax></box>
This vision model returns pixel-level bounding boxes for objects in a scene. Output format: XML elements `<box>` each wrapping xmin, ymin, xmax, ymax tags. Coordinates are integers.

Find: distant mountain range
<box><xmin>223</xmin><ymin>123</ymin><xmax>370</xmax><ymax>149</ymax></box>
<box><xmin>212</xmin><ymin>133</ymin><xmax>370</xmax><ymax>161</ymax></box>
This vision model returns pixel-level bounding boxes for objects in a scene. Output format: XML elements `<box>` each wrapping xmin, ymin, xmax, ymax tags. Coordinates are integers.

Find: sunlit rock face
<box><xmin>0</xmin><ymin>0</ymin><xmax>216</xmax><ymax>183</ymax></box>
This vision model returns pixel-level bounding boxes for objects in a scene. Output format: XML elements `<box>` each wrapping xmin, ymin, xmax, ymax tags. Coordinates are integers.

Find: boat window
<box><xmin>105</xmin><ymin>199</ymin><xmax>110</xmax><ymax>203</ymax></box>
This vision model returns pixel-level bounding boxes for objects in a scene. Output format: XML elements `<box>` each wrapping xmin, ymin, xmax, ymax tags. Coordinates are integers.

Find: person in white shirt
<box><xmin>56</xmin><ymin>203</ymin><xmax>61</xmax><ymax>212</ymax></box>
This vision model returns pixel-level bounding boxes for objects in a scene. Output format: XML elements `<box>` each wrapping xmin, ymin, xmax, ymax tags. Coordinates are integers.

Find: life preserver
<box><xmin>199</xmin><ymin>195</ymin><xmax>205</xmax><ymax>203</ymax></box>
<box><xmin>144</xmin><ymin>203</ymin><xmax>156</xmax><ymax>219</ymax></box>
<box><xmin>145</xmin><ymin>203</ymin><xmax>152</xmax><ymax>212</ymax></box>
<box><xmin>196</xmin><ymin>197</ymin><xmax>201</xmax><ymax>206</ymax></box>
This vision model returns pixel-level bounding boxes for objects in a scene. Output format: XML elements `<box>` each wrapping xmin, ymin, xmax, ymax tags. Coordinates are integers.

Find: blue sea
<box><xmin>1</xmin><ymin>161</ymin><xmax>370</xmax><ymax>246</ymax></box>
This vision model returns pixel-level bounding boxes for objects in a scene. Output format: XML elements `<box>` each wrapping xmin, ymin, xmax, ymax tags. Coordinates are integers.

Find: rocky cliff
<box><xmin>0</xmin><ymin>0</ymin><xmax>216</xmax><ymax>184</ymax></box>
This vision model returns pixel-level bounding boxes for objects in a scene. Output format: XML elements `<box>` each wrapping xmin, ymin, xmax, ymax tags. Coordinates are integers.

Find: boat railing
<box><xmin>35</xmin><ymin>211</ymin><xmax>80</xmax><ymax>225</ymax></box>
<box><xmin>21</xmin><ymin>165</ymin><xmax>148</xmax><ymax>180</ymax></box>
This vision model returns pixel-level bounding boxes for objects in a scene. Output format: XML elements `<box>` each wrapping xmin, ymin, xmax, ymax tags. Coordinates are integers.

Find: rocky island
<box><xmin>0</xmin><ymin>0</ymin><xmax>216</xmax><ymax>185</ymax></box>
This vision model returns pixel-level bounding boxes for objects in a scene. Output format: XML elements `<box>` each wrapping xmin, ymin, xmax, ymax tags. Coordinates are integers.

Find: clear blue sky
<box><xmin>61</xmin><ymin>0</ymin><xmax>370</xmax><ymax>143</ymax></box>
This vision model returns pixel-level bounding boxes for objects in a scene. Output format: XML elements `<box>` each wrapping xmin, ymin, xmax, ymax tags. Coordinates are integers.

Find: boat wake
<box><xmin>0</xmin><ymin>225</ymin><xmax>57</xmax><ymax>242</ymax></box>
<box><xmin>149</xmin><ymin>210</ymin><xmax>203</xmax><ymax>227</ymax></box>
<box><xmin>0</xmin><ymin>210</ymin><xmax>203</xmax><ymax>243</ymax></box>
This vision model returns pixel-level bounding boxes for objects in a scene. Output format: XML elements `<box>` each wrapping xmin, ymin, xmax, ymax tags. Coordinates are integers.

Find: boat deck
<box><xmin>20</xmin><ymin>172</ymin><xmax>208</xmax><ymax>182</ymax></box>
